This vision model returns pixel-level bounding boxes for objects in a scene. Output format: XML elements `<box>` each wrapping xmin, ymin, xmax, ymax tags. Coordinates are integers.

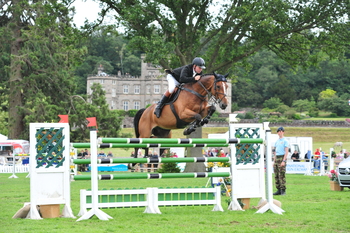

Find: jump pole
<box><xmin>98</xmin><ymin>138</ymin><xmax>263</xmax><ymax>144</ymax></box>
<box><xmin>74</xmin><ymin>172</ymin><xmax>231</xmax><ymax>180</ymax></box>
<box><xmin>72</xmin><ymin>143</ymin><xmax>231</xmax><ymax>148</ymax></box>
<box><xmin>73</xmin><ymin>157</ymin><xmax>230</xmax><ymax>165</ymax></box>
<box><xmin>77</xmin><ymin>130</ymin><xmax>112</xmax><ymax>221</ymax></box>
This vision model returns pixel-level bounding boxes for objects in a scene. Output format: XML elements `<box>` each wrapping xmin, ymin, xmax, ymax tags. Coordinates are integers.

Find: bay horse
<box><xmin>133</xmin><ymin>72</ymin><xmax>229</xmax><ymax>157</ymax></box>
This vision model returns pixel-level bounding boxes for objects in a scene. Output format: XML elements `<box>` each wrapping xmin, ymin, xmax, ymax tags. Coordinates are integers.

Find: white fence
<box><xmin>78</xmin><ymin>186</ymin><xmax>223</xmax><ymax>215</ymax></box>
<box><xmin>0</xmin><ymin>164</ymin><xmax>29</xmax><ymax>173</ymax></box>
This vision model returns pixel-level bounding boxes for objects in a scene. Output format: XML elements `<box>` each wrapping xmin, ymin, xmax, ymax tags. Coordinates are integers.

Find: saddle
<box><xmin>165</xmin><ymin>84</ymin><xmax>189</xmax><ymax>128</ymax></box>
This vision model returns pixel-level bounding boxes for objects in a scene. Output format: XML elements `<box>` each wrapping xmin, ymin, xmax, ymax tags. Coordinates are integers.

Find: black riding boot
<box><xmin>273</xmin><ymin>189</ymin><xmax>281</xmax><ymax>195</ymax></box>
<box><xmin>154</xmin><ymin>95</ymin><xmax>169</xmax><ymax>118</ymax></box>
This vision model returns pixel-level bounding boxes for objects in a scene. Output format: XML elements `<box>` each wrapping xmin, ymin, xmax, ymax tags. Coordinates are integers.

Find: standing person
<box><xmin>154</xmin><ymin>57</ymin><xmax>206</xmax><ymax>118</ymax></box>
<box><xmin>273</xmin><ymin>127</ymin><xmax>289</xmax><ymax>196</ymax></box>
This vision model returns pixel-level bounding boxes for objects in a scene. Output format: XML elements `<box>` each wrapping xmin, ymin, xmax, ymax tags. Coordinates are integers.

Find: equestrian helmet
<box><xmin>277</xmin><ymin>127</ymin><xmax>285</xmax><ymax>132</ymax></box>
<box><xmin>192</xmin><ymin>57</ymin><xmax>206</xmax><ymax>69</ymax></box>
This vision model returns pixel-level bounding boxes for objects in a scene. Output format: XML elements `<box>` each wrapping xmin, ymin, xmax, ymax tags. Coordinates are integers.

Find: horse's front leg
<box><xmin>200</xmin><ymin>105</ymin><xmax>216</xmax><ymax>126</ymax></box>
<box><xmin>181</xmin><ymin>110</ymin><xmax>202</xmax><ymax>135</ymax></box>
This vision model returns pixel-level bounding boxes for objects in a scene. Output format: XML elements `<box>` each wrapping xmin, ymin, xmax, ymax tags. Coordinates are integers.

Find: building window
<box><xmin>123</xmin><ymin>101</ymin><xmax>129</xmax><ymax>111</ymax></box>
<box><xmin>134</xmin><ymin>101</ymin><xmax>140</xmax><ymax>110</ymax></box>
<box><xmin>154</xmin><ymin>85</ymin><xmax>160</xmax><ymax>94</ymax></box>
<box><xmin>134</xmin><ymin>85</ymin><xmax>140</xmax><ymax>94</ymax></box>
<box><xmin>123</xmin><ymin>85</ymin><xmax>129</xmax><ymax>94</ymax></box>
<box><xmin>111</xmin><ymin>100</ymin><xmax>114</xmax><ymax>109</ymax></box>
<box><xmin>146</xmin><ymin>85</ymin><xmax>151</xmax><ymax>94</ymax></box>
<box><xmin>112</xmin><ymin>80</ymin><xmax>116</xmax><ymax>85</ymax></box>
<box><xmin>100</xmin><ymin>79</ymin><xmax>104</xmax><ymax>84</ymax></box>
<box><xmin>112</xmin><ymin>89</ymin><xmax>116</xmax><ymax>97</ymax></box>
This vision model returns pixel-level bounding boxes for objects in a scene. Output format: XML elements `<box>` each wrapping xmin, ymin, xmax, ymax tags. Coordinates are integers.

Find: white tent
<box><xmin>0</xmin><ymin>134</ymin><xmax>8</xmax><ymax>141</ymax></box>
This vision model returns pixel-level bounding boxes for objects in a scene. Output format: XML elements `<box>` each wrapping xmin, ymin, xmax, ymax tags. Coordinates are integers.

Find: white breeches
<box><xmin>167</xmin><ymin>74</ymin><xmax>180</xmax><ymax>94</ymax></box>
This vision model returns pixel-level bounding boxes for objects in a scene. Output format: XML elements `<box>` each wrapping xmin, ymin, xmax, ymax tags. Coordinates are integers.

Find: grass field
<box><xmin>1</xmin><ymin>126</ymin><xmax>350</xmax><ymax>232</ymax></box>
<box><xmin>105</xmin><ymin>127</ymin><xmax>350</xmax><ymax>157</ymax></box>
<box><xmin>1</xmin><ymin>173</ymin><xmax>349</xmax><ymax>232</ymax></box>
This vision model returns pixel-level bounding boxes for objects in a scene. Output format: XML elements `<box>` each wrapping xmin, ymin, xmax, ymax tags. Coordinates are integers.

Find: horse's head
<box><xmin>212</xmin><ymin>72</ymin><xmax>229</xmax><ymax>110</ymax></box>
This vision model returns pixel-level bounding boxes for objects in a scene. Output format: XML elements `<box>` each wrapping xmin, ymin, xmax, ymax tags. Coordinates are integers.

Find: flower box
<box><xmin>330</xmin><ymin>181</ymin><xmax>343</xmax><ymax>191</ymax></box>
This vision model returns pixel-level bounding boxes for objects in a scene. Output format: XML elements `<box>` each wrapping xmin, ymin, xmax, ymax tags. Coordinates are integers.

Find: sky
<box><xmin>72</xmin><ymin>0</ymin><xmax>101</xmax><ymax>27</ymax></box>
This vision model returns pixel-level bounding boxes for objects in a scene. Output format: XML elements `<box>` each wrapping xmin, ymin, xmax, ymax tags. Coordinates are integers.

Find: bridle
<box><xmin>197</xmin><ymin>75</ymin><xmax>227</xmax><ymax>105</ymax></box>
<box><xmin>181</xmin><ymin>74</ymin><xmax>228</xmax><ymax>105</ymax></box>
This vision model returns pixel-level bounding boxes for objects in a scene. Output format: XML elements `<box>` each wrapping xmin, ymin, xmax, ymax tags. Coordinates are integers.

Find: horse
<box><xmin>133</xmin><ymin>72</ymin><xmax>229</xmax><ymax>157</ymax></box>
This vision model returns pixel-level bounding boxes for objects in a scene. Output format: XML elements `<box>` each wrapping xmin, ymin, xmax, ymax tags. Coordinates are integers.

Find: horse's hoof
<box><xmin>183</xmin><ymin>129</ymin><xmax>190</xmax><ymax>135</ymax></box>
<box><xmin>183</xmin><ymin>128</ymin><xmax>195</xmax><ymax>135</ymax></box>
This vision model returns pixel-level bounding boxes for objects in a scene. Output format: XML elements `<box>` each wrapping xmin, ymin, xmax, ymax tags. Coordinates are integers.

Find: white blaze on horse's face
<box><xmin>216</xmin><ymin>81</ymin><xmax>228</xmax><ymax>110</ymax></box>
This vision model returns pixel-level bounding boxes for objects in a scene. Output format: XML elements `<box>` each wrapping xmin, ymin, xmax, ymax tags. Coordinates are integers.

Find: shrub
<box><xmin>284</xmin><ymin>109</ymin><xmax>297</xmax><ymax>119</ymax></box>
<box><xmin>292</xmin><ymin>114</ymin><xmax>302</xmax><ymax>120</ymax></box>
<box><xmin>157</xmin><ymin>152</ymin><xmax>181</xmax><ymax>173</ymax></box>
<box><xmin>236</xmin><ymin>113</ymin><xmax>245</xmax><ymax>119</ymax></box>
<box><xmin>114</xmin><ymin>110</ymin><xmax>127</xmax><ymax>116</ymax></box>
<box><xmin>308</xmin><ymin>107</ymin><xmax>319</xmax><ymax>117</ymax></box>
<box><xmin>231</xmin><ymin>103</ymin><xmax>240</xmax><ymax>112</ymax></box>
<box><xmin>276</xmin><ymin>104</ymin><xmax>290</xmax><ymax>114</ymax></box>
<box><xmin>245</xmin><ymin>112</ymin><xmax>255</xmax><ymax>119</ymax></box>
<box><xmin>127</xmin><ymin>109</ymin><xmax>138</xmax><ymax>117</ymax></box>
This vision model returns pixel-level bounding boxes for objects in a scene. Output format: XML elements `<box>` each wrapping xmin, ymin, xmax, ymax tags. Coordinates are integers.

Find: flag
<box><xmin>86</xmin><ymin>117</ymin><xmax>97</xmax><ymax>128</ymax></box>
<box><xmin>58</xmin><ymin>115</ymin><xmax>69</xmax><ymax>123</ymax></box>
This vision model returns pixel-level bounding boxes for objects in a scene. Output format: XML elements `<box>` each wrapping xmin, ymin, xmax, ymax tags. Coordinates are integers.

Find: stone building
<box><xmin>87</xmin><ymin>54</ymin><xmax>231</xmax><ymax>114</ymax></box>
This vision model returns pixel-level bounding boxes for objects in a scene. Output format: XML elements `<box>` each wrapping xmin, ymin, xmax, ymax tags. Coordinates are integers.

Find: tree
<box><xmin>1</xmin><ymin>0</ymin><xmax>86</xmax><ymax>139</ymax></box>
<box><xmin>263</xmin><ymin>97</ymin><xmax>283</xmax><ymax>109</ymax></box>
<box><xmin>292</xmin><ymin>99</ymin><xmax>311</xmax><ymax>113</ymax></box>
<box><xmin>95</xmin><ymin>0</ymin><xmax>350</xmax><ymax>73</ymax></box>
<box><xmin>319</xmin><ymin>89</ymin><xmax>337</xmax><ymax>99</ymax></box>
<box><xmin>268</xmin><ymin>74</ymin><xmax>296</xmax><ymax>106</ymax></box>
<box><xmin>91</xmin><ymin>0</ymin><xmax>350</xmax><ymax>171</ymax></box>
<box><xmin>68</xmin><ymin>84</ymin><xmax>124</xmax><ymax>142</ymax></box>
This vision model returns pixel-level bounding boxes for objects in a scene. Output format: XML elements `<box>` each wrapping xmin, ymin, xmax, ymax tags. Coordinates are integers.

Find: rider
<box><xmin>154</xmin><ymin>57</ymin><xmax>206</xmax><ymax>118</ymax></box>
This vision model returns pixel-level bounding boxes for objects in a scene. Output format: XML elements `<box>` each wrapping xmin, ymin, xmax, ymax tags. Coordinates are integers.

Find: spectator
<box><xmin>314</xmin><ymin>148</ymin><xmax>321</xmax><ymax>158</ymax></box>
<box><xmin>107</xmin><ymin>151</ymin><xmax>113</xmax><ymax>157</ymax></box>
<box><xmin>304</xmin><ymin>150</ymin><xmax>311</xmax><ymax>160</ymax></box>
<box><xmin>291</xmin><ymin>150</ymin><xmax>300</xmax><ymax>161</ymax></box>
<box><xmin>98</xmin><ymin>151</ymin><xmax>106</xmax><ymax>158</ymax></box>
<box><xmin>218</xmin><ymin>150</ymin><xmax>225</xmax><ymax>157</ymax></box>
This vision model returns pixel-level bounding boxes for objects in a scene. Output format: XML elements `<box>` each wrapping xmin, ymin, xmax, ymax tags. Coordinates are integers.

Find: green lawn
<box><xmin>1</xmin><ymin>173</ymin><xmax>349</xmax><ymax>232</ymax></box>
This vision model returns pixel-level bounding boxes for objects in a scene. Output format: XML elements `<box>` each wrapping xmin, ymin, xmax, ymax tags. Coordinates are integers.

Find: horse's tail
<box><xmin>134</xmin><ymin>108</ymin><xmax>146</xmax><ymax>138</ymax></box>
